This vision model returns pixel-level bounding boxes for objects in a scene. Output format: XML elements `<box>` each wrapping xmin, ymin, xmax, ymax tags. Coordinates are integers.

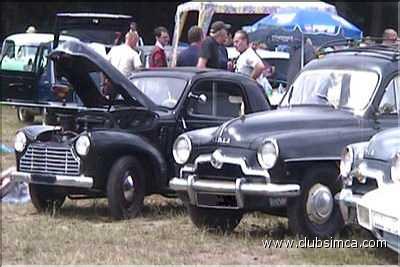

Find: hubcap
<box><xmin>122</xmin><ymin>172</ymin><xmax>136</xmax><ymax>202</ymax></box>
<box><xmin>306</xmin><ymin>183</ymin><xmax>334</xmax><ymax>225</ymax></box>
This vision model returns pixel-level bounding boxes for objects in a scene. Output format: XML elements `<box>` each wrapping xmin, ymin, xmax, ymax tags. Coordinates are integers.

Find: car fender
<box><xmin>266</xmin><ymin>127</ymin><xmax>377</xmax><ymax>163</ymax></box>
<box><xmin>90</xmin><ymin>130</ymin><xmax>168</xmax><ymax>189</ymax></box>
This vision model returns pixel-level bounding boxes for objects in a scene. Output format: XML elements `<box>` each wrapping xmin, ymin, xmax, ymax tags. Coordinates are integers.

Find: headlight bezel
<box><xmin>14</xmin><ymin>131</ymin><xmax>27</xmax><ymax>153</ymax></box>
<box><xmin>173</xmin><ymin>134</ymin><xmax>192</xmax><ymax>165</ymax></box>
<box><xmin>390</xmin><ymin>152</ymin><xmax>400</xmax><ymax>183</ymax></box>
<box><xmin>75</xmin><ymin>135</ymin><xmax>91</xmax><ymax>157</ymax></box>
<box><xmin>257</xmin><ymin>138</ymin><xmax>279</xmax><ymax>170</ymax></box>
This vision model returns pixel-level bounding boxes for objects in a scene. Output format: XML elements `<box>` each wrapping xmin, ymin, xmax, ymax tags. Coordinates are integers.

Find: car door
<box><xmin>375</xmin><ymin>74</ymin><xmax>400</xmax><ymax>129</ymax></box>
<box><xmin>183</xmin><ymin>79</ymin><xmax>248</xmax><ymax>131</ymax></box>
<box><xmin>0</xmin><ymin>41</ymin><xmax>39</xmax><ymax>102</ymax></box>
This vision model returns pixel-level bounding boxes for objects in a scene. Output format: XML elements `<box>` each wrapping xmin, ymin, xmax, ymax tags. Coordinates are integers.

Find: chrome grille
<box><xmin>197</xmin><ymin>162</ymin><xmax>243</xmax><ymax>181</ymax></box>
<box><xmin>20</xmin><ymin>144</ymin><xmax>80</xmax><ymax>176</ymax></box>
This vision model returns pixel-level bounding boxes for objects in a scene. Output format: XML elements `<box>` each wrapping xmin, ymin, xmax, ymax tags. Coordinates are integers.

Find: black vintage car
<box><xmin>337</xmin><ymin>127</ymin><xmax>400</xmax><ymax>252</ymax></box>
<box><xmin>10</xmin><ymin>40</ymin><xmax>270</xmax><ymax>219</ymax></box>
<box><xmin>170</xmin><ymin>45</ymin><xmax>399</xmax><ymax>237</ymax></box>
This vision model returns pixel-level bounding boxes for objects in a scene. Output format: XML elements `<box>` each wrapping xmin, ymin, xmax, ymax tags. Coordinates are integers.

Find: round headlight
<box><xmin>75</xmin><ymin>135</ymin><xmax>90</xmax><ymax>156</ymax></box>
<box><xmin>14</xmin><ymin>131</ymin><xmax>27</xmax><ymax>152</ymax></box>
<box><xmin>173</xmin><ymin>134</ymin><xmax>192</xmax><ymax>165</ymax></box>
<box><xmin>340</xmin><ymin>146</ymin><xmax>354</xmax><ymax>178</ymax></box>
<box><xmin>391</xmin><ymin>153</ymin><xmax>400</xmax><ymax>183</ymax></box>
<box><xmin>257</xmin><ymin>139</ymin><xmax>279</xmax><ymax>169</ymax></box>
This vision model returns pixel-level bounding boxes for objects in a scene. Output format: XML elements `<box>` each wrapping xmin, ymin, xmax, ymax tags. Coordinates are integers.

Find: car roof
<box><xmin>132</xmin><ymin>67</ymin><xmax>260</xmax><ymax>84</ymax></box>
<box><xmin>307</xmin><ymin>51</ymin><xmax>398</xmax><ymax>73</ymax></box>
<box><xmin>321</xmin><ymin>45</ymin><xmax>399</xmax><ymax>62</ymax></box>
<box><xmin>3</xmin><ymin>33</ymin><xmax>77</xmax><ymax>46</ymax></box>
<box><xmin>132</xmin><ymin>67</ymin><xmax>227</xmax><ymax>80</ymax></box>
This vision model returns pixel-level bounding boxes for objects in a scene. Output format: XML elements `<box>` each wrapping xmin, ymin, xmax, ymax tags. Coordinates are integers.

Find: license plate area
<box><xmin>196</xmin><ymin>192</ymin><xmax>239</xmax><ymax>209</ymax></box>
<box><xmin>372</xmin><ymin>211</ymin><xmax>399</xmax><ymax>235</ymax></box>
<box><xmin>31</xmin><ymin>174</ymin><xmax>56</xmax><ymax>184</ymax></box>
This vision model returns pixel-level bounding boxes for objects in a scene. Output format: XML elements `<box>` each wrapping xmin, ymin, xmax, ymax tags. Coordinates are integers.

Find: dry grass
<box><xmin>1</xmin><ymin>105</ymin><xmax>399</xmax><ymax>265</ymax></box>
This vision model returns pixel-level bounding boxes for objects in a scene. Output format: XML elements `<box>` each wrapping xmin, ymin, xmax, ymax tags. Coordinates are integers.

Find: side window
<box><xmin>378</xmin><ymin>77</ymin><xmax>398</xmax><ymax>115</ymax></box>
<box><xmin>187</xmin><ymin>80</ymin><xmax>245</xmax><ymax>118</ymax></box>
<box><xmin>0</xmin><ymin>44</ymin><xmax>37</xmax><ymax>72</ymax></box>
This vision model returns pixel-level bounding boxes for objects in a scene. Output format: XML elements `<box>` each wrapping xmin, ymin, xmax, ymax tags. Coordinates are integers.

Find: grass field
<box><xmin>1</xmin><ymin>105</ymin><xmax>399</xmax><ymax>265</ymax></box>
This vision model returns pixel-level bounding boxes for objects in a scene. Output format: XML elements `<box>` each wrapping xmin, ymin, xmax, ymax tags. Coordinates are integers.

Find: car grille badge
<box><xmin>211</xmin><ymin>149</ymin><xmax>224</xmax><ymax>169</ymax></box>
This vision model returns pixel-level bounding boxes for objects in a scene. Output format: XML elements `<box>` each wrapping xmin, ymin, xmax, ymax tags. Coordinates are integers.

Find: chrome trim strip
<box><xmin>11</xmin><ymin>171</ymin><xmax>93</xmax><ymax>188</ymax></box>
<box><xmin>284</xmin><ymin>157</ymin><xmax>341</xmax><ymax>163</ymax></box>
<box><xmin>169</xmin><ymin>177</ymin><xmax>300</xmax><ymax>208</ymax></box>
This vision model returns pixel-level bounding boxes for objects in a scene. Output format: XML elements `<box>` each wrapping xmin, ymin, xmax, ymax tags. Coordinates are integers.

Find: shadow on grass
<box><xmin>140</xmin><ymin>202</ymin><xmax>186</xmax><ymax>218</ymax></box>
<box><xmin>49</xmin><ymin>198</ymin><xmax>186</xmax><ymax>222</ymax></box>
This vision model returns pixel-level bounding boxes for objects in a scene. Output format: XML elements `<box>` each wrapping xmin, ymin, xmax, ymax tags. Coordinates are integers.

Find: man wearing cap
<box><xmin>197</xmin><ymin>21</ymin><xmax>230</xmax><ymax>69</ymax></box>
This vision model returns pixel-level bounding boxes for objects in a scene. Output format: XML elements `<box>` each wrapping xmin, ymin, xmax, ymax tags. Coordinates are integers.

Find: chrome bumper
<box><xmin>170</xmin><ymin>175</ymin><xmax>300</xmax><ymax>208</ymax></box>
<box><xmin>11</xmin><ymin>171</ymin><xmax>93</xmax><ymax>188</ymax></box>
<box><xmin>335</xmin><ymin>188</ymin><xmax>362</xmax><ymax>224</ymax></box>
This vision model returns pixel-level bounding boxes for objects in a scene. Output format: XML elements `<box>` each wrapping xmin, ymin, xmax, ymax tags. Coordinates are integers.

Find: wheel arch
<box><xmin>90</xmin><ymin>131</ymin><xmax>168</xmax><ymax>193</ymax></box>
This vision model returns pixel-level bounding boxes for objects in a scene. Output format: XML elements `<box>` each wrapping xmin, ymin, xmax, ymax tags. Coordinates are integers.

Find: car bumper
<box><xmin>169</xmin><ymin>175</ymin><xmax>300</xmax><ymax>209</ymax></box>
<box><xmin>335</xmin><ymin>188</ymin><xmax>362</xmax><ymax>224</ymax></box>
<box><xmin>11</xmin><ymin>171</ymin><xmax>93</xmax><ymax>188</ymax></box>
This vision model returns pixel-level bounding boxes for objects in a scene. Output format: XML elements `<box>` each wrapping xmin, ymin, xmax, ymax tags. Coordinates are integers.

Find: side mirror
<box><xmin>188</xmin><ymin>92</ymin><xmax>207</xmax><ymax>104</ymax></box>
<box><xmin>51</xmin><ymin>83</ymin><xmax>71</xmax><ymax>104</ymax></box>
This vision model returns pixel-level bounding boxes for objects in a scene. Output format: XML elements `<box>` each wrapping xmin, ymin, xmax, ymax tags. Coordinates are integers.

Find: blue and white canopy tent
<box><xmin>247</xmin><ymin>9</ymin><xmax>363</xmax><ymax>67</ymax></box>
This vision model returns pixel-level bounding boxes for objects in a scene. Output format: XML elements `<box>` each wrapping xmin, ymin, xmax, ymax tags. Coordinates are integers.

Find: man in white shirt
<box><xmin>233</xmin><ymin>30</ymin><xmax>266</xmax><ymax>83</ymax></box>
<box><xmin>107</xmin><ymin>31</ymin><xmax>142</xmax><ymax>77</ymax></box>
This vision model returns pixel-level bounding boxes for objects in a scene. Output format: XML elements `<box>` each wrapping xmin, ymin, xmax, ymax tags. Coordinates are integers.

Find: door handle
<box><xmin>9</xmin><ymin>82</ymin><xmax>24</xmax><ymax>87</ymax></box>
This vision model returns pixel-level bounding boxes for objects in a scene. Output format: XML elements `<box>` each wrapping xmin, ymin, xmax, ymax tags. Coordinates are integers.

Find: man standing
<box><xmin>129</xmin><ymin>22</ymin><xmax>145</xmax><ymax>65</ymax></box>
<box><xmin>107</xmin><ymin>31</ymin><xmax>142</xmax><ymax>77</ymax></box>
<box><xmin>177</xmin><ymin>26</ymin><xmax>204</xmax><ymax>67</ymax></box>
<box><xmin>232</xmin><ymin>30</ymin><xmax>265</xmax><ymax>82</ymax></box>
<box><xmin>149</xmin><ymin>26</ymin><xmax>170</xmax><ymax>68</ymax></box>
<box><xmin>197</xmin><ymin>21</ymin><xmax>230</xmax><ymax>69</ymax></box>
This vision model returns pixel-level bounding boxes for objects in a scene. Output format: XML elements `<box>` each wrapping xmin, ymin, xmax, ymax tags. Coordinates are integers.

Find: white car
<box><xmin>337</xmin><ymin>127</ymin><xmax>400</xmax><ymax>253</ymax></box>
<box><xmin>356</xmin><ymin>185</ymin><xmax>400</xmax><ymax>253</ymax></box>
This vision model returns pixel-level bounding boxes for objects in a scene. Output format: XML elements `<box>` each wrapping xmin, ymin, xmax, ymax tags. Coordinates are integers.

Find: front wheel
<box><xmin>107</xmin><ymin>156</ymin><xmax>146</xmax><ymax>220</ymax></box>
<box><xmin>29</xmin><ymin>184</ymin><xmax>66</xmax><ymax>213</ymax></box>
<box><xmin>287</xmin><ymin>165</ymin><xmax>344</xmax><ymax>239</ymax></box>
<box><xmin>187</xmin><ymin>204</ymin><xmax>243</xmax><ymax>232</ymax></box>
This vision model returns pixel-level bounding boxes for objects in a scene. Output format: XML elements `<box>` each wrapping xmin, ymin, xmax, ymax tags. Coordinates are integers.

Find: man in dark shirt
<box><xmin>197</xmin><ymin>21</ymin><xmax>230</xmax><ymax>69</ymax></box>
<box><xmin>177</xmin><ymin>26</ymin><xmax>204</xmax><ymax>67</ymax></box>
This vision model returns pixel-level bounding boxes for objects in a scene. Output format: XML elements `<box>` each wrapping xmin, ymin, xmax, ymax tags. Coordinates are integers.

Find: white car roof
<box><xmin>3</xmin><ymin>33</ymin><xmax>77</xmax><ymax>46</ymax></box>
<box><xmin>226</xmin><ymin>47</ymin><xmax>289</xmax><ymax>60</ymax></box>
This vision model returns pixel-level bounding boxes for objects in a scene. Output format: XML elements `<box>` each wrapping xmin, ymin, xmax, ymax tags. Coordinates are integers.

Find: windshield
<box><xmin>281</xmin><ymin>69</ymin><xmax>379</xmax><ymax>112</ymax></box>
<box><xmin>129</xmin><ymin>77</ymin><xmax>187</xmax><ymax>109</ymax></box>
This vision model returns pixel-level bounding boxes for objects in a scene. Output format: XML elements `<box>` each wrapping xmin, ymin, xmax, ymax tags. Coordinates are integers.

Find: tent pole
<box><xmin>301</xmin><ymin>32</ymin><xmax>304</xmax><ymax>68</ymax></box>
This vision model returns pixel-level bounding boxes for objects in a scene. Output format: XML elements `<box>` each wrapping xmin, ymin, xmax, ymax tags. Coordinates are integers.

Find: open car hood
<box><xmin>53</xmin><ymin>13</ymin><xmax>133</xmax><ymax>48</ymax></box>
<box><xmin>49</xmin><ymin>40</ymin><xmax>156</xmax><ymax>109</ymax></box>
